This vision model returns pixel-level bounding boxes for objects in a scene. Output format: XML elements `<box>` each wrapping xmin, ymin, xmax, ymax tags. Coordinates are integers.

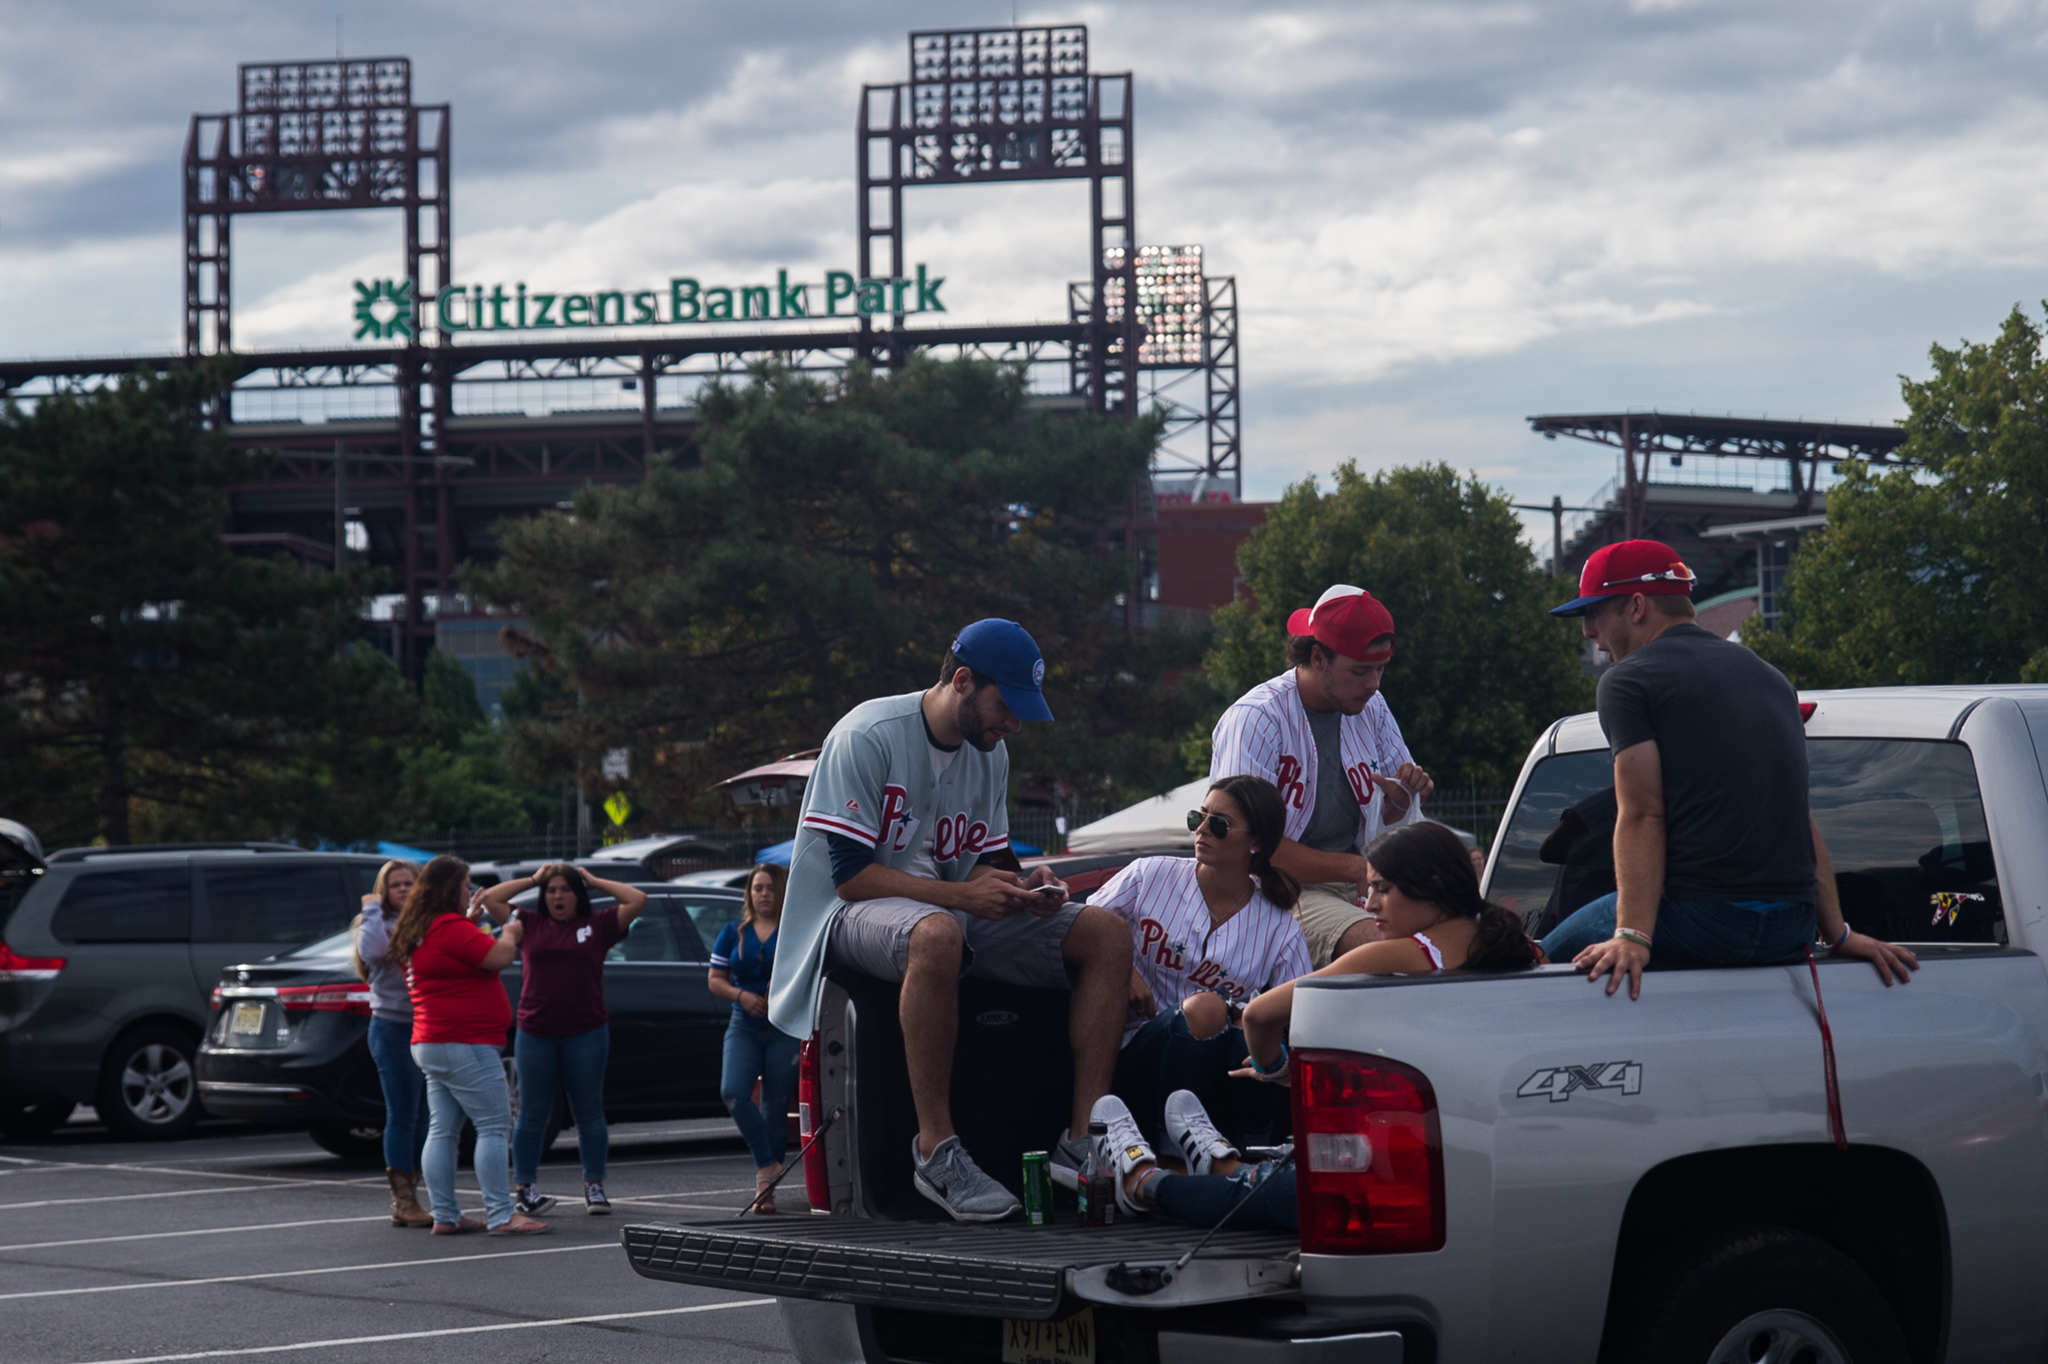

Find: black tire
<box><xmin>0</xmin><ymin>1096</ymin><xmax>76</xmax><ymax>1141</ymax></box>
<box><xmin>308</xmin><ymin>1121</ymin><xmax>386</xmax><ymax>1165</ymax></box>
<box><xmin>1627</xmin><ymin>1228</ymin><xmax>1910</xmax><ymax>1364</ymax></box>
<box><xmin>95</xmin><ymin>1024</ymin><xmax>203</xmax><ymax>1141</ymax></box>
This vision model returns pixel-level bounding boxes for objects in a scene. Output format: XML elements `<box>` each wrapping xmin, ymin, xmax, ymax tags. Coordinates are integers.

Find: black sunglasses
<box><xmin>1186</xmin><ymin>809</ymin><xmax>1233</xmax><ymax>838</ymax></box>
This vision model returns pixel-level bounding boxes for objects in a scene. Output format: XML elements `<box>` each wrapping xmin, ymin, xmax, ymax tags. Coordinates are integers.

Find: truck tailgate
<box><xmin>622</xmin><ymin>1217</ymin><xmax>1298</xmax><ymax>1319</ymax></box>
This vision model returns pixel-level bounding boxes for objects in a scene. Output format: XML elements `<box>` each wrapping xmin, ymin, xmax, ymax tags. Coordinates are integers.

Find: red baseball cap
<box><xmin>1550</xmin><ymin>539</ymin><xmax>1697</xmax><ymax>616</ymax></box>
<box><xmin>1287</xmin><ymin>585</ymin><xmax>1396</xmax><ymax>663</ymax></box>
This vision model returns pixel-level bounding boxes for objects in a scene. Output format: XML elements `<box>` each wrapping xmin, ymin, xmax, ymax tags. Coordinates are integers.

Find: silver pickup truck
<box><xmin>625</xmin><ymin>684</ymin><xmax>2042</xmax><ymax>1364</ymax></box>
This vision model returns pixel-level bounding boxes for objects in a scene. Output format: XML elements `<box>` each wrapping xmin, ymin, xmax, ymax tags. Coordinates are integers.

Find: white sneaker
<box><xmin>911</xmin><ymin>1136</ymin><xmax>1022</xmax><ymax>1222</ymax></box>
<box><xmin>1047</xmin><ymin>1129</ymin><xmax>1090</xmax><ymax>1192</ymax></box>
<box><xmin>1087</xmin><ymin>1094</ymin><xmax>1156</xmax><ymax>1217</ymax></box>
<box><xmin>1164</xmin><ymin>1089</ymin><xmax>1239</xmax><ymax>1177</ymax></box>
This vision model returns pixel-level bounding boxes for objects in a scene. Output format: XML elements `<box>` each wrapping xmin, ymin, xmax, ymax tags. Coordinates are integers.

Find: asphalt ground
<box><xmin>0</xmin><ymin>1113</ymin><xmax>794</xmax><ymax>1364</ymax></box>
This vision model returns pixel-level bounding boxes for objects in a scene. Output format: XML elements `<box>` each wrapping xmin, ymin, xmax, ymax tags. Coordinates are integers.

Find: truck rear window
<box><xmin>1487</xmin><ymin>739</ymin><xmax>2004</xmax><ymax>946</ymax></box>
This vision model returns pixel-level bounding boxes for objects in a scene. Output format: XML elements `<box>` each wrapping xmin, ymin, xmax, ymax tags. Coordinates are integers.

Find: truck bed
<box><xmin>622</xmin><ymin>1215</ymin><xmax>1299</xmax><ymax>1319</ymax></box>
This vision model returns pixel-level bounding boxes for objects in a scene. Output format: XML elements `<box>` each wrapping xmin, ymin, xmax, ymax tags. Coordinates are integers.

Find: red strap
<box><xmin>1805</xmin><ymin>946</ymin><xmax>1848</xmax><ymax>1150</ymax></box>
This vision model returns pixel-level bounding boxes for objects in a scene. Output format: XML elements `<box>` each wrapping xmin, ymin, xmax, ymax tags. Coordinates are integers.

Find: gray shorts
<box><xmin>1293</xmin><ymin>881</ymin><xmax>1375</xmax><ymax>969</ymax></box>
<box><xmin>826</xmin><ymin>895</ymin><xmax>1082</xmax><ymax>990</ymax></box>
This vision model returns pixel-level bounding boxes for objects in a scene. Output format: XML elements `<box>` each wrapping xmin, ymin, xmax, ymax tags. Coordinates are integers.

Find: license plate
<box><xmin>1001</xmin><ymin>1309</ymin><xmax>1095</xmax><ymax>1364</ymax></box>
<box><xmin>230</xmin><ymin>1001</ymin><xmax>265</xmax><ymax>1036</ymax></box>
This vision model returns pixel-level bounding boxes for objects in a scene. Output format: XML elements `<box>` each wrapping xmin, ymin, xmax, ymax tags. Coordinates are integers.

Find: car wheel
<box><xmin>96</xmin><ymin>1024</ymin><xmax>203</xmax><ymax>1141</ymax></box>
<box><xmin>0</xmin><ymin>1096</ymin><xmax>76</xmax><ymax>1140</ymax></box>
<box><xmin>1627</xmin><ymin>1228</ymin><xmax>1909</xmax><ymax>1364</ymax></box>
<box><xmin>308</xmin><ymin>1121</ymin><xmax>386</xmax><ymax>1165</ymax></box>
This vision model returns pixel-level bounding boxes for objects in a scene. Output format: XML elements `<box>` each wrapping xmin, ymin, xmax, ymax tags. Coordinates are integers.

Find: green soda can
<box><xmin>1022</xmin><ymin>1150</ymin><xmax>1052</xmax><ymax>1226</ymax></box>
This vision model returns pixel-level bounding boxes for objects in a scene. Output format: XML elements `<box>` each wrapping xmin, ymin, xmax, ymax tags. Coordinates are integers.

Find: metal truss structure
<box><xmin>1528</xmin><ymin>411</ymin><xmax>1908</xmax><ymax>592</ymax></box>
<box><xmin>860</xmin><ymin>26</ymin><xmax>1140</xmax><ymax>417</ymax></box>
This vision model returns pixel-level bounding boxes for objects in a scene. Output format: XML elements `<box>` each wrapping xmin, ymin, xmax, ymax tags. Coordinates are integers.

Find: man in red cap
<box><xmin>1543</xmin><ymin>540</ymin><xmax>1917</xmax><ymax>998</ymax></box>
<box><xmin>1209</xmin><ymin>585</ymin><xmax>1434</xmax><ymax>967</ymax></box>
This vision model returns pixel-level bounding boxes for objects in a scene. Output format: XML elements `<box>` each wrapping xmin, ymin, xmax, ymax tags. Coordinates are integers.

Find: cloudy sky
<box><xmin>5</xmin><ymin>0</ymin><xmax>2046</xmax><ymax>541</ymax></box>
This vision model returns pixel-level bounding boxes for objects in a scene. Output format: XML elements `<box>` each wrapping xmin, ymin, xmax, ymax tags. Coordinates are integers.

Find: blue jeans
<box><xmin>512</xmin><ymin>1025</ymin><xmax>609</xmax><ymax>1186</ymax></box>
<box><xmin>366</xmin><ymin>1017</ymin><xmax>428</xmax><ymax>1171</ymax></box>
<box><xmin>1155</xmin><ymin>1166</ymin><xmax>1297</xmax><ymax>1231</ymax></box>
<box><xmin>1539</xmin><ymin>892</ymin><xmax>1817</xmax><ymax>967</ymax></box>
<box><xmin>1114</xmin><ymin>1005</ymin><xmax>1290</xmax><ymax>1150</ymax></box>
<box><xmin>720</xmin><ymin>1014</ymin><xmax>799</xmax><ymax>1170</ymax></box>
<box><xmin>411</xmin><ymin>1041</ymin><xmax>513</xmax><ymax>1228</ymax></box>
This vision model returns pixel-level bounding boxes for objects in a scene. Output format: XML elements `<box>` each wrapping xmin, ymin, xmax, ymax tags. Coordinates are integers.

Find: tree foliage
<box><xmin>0</xmin><ymin>366</ymin><xmax>416</xmax><ymax>846</ymax></box>
<box><xmin>467</xmin><ymin>358</ymin><xmax>1189</xmax><ymax>821</ymax></box>
<box><xmin>1188</xmin><ymin>462</ymin><xmax>1593</xmax><ymax>789</ymax></box>
<box><xmin>1752</xmin><ymin>304</ymin><xmax>2048</xmax><ymax>687</ymax></box>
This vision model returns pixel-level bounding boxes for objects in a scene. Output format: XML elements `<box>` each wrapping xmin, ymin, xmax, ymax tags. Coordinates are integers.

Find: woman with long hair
<box><xmin>477</xmin><ymin>862</ymin><xmax>647</xmax><ymax>1216</ymax></box>
<box><xmin>1083</xmin><ymin>774</ymin><xmax>1312</xmax><ymax>1162</ymax></box>
<box><xmin>707</xmin><ymin>863</ymin><xmax>797</xmax><ymax>1213</ymax></box>
<box><xmin>391</xmin><ymin>854</ymin><xmax>548</xmax><ymax>1236</ymax></box>
<box><xmin>1237</xmin><ymin>820</ymin><xmax>1541</xmax><ymax>1083</ymax></box>
<box><xmin>352</xmin><ymin>859</ymin><xmax>430</xmax><ymax>1227</ymax></box>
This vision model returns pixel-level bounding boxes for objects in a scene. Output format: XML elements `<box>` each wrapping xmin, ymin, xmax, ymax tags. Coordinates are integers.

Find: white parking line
<box><xmin>8</xmin><ymin>1158</ymin><xmax>356</xmax><ymax>1186</ymax></box>
<box><xmin>68</xmin><ymin>1298</ymin><xmax>776</xmax><ymax>1363</ymax></box>
<box><xmin>6</xmin><ymin>1214</ymin><xmax>392</xmax><ymax>1251</ymax></box>
<box><xmin>0</xmin><ymin>1240</ymin><xmax>612</xmax><ymax>1302</ymax></box>
<box><xmin>0</xmin><ymin>1179</ymin><xmax>339</xmax><ymax>1211</ymax></box>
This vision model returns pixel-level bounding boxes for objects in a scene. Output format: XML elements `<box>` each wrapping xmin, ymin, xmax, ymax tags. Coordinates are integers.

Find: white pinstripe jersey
<box><xmin>767</xmin><ymin>691</ymin><xmax>1012</xmax><ymax>1036</ymax></box>
<box><xmin>1209</xmin><ymin>670</ymin><xmax>1422</xmax><ymax>855</ymax></box>
<box><xmin>1090</xmin><ymin>857</ymin><xmax>1311</xmax><ymax>1045</ymax></box>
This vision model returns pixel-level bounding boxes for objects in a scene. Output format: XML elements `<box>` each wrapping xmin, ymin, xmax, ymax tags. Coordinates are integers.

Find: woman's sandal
<box><xmin>753</xmin><ymin>1162</ymin><xmax>783</xmax><ymax>1215</ymax></box>
<box><xmin>431</xmin><ymin>1215</ymin><xmax>486</xmax><ymax>1235</ymax></box>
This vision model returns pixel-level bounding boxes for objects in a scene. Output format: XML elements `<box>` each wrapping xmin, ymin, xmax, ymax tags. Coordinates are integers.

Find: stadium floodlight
<box><xmin>1103</xmin><ymin>244</ymin><xmax>1206</xmax><ymax>368</ymax></box>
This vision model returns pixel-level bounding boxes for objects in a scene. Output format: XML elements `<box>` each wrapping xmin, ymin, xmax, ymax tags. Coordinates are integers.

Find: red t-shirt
<box><xmin>515</xmin><ymin>906</ymin><xmax>624</xmax><ymax>1036</ymax></box>
<box><xmin>407</xmin><ymin>914</ymin><xmax>513</xmax><ymax>1046</ymax></box>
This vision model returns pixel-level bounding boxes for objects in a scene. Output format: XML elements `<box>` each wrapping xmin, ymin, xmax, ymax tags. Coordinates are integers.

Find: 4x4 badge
<box><xmin>1518</xmin><ymin>1060</ymin><xmax>1643</xmax><ymax>1102</ymax></box>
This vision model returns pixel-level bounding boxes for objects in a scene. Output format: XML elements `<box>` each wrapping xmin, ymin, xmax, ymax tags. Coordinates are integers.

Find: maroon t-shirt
<box><xmin>514</xmin><ymin>905</ymin><xmax>624</xmax><ymax>1036</ymax></box>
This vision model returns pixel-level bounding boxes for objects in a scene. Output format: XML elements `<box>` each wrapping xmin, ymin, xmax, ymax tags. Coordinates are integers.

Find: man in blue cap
<box><xmin>767</xmin><ymin>619</ymin><xmax>1132</xmax><ymax>1220</ymax></box>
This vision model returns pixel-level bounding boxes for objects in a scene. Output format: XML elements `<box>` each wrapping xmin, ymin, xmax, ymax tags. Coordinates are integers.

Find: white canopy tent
<box><xmin>1064</xmin><ymin>778</ymin><xmax>1475</xmax><ymax>854</ymax></box>
<box><xmin>1064</xmin><ymin>778</ymin><xmax>1208</xmax><ymax>854</ymax></box>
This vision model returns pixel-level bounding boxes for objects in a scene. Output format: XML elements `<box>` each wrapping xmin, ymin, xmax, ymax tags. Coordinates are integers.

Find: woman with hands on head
<box><xmin>707</xmin><ymin>863</ymin><xmax>799</xmax><ymax>1213</ymax></box>
<box><xmin>389</xmin><ymin>855</ymin><xmax>547</xmax><ymax>1235</ymax></box>
<box><xmin>477</xmin><ymin>862</ymin><xmax>648</xmax><ymax>1217</ymax></box>
<box><xmin>1238</xmin><ymin>821</ymin><xmax>1541</xmax><ymax>1085</ymax></box>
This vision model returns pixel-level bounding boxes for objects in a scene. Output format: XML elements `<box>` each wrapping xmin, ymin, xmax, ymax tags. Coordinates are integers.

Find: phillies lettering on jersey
<box><xmin>876</xmin><ymin>784</ymin><xmax>988</xmax><ymax>862</ymax></box>
<box><xmin>1273</xmin><ymin>754</ymin><xmax>1307</xmax><ymax>811</ymax></box>
<box><xmin>1095</xmin><ymin>857</ymin><xmax>1311</xmax><ymax>1045</ymax></box>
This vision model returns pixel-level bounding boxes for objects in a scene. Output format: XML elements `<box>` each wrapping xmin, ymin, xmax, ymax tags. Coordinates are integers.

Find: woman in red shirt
<box><xmin>389</xmin><ymin>855</ymin><xmax>548</xmax><ymax>1236</ymax></box>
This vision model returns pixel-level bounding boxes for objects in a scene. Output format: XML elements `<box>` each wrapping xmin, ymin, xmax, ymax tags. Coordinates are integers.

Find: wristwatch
<box><xmin>1224</xmin><ymin>997</ymin><xmax>1246</xmax><ymax>1029</ymax></box>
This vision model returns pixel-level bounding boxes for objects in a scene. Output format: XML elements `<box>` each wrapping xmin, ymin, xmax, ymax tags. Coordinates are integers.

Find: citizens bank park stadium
<box><xmin>0</xmin><ymin>20</ymin><xmax>1913</xmax><ymax>706</ymax></box>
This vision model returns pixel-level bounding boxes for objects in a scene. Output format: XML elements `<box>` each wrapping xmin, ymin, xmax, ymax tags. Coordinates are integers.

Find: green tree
<box><xmin>0</xmin><ymin>366</ymin><xmax>413</xmax><ymax>846</ymax></box>
<box><xmin>1189</xmin><ymin>462</ymin><xmax>1592</xmax><ymax>789</ymax></box>
<box><xmin>381</xmin><ymin>652</ymin><xmax>552</xmax><ymax>835</ymax></box>
<box><xmin>1752</xmin><ymin>304</ymin><xmax>2048</xmax><ymax>686</ymax></box>
<box><xmin>467</xmin><ymin>357</ymin><xmax>1178</xmax><ymax>821</ymax></box>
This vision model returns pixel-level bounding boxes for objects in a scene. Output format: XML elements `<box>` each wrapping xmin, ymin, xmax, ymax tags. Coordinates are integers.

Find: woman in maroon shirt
<box><xmin>479</xmin><ymin>863</ymin><xmax>647</xmax><ymax>1215</ymax></box>
<box><xmin>389</xmin><ymin>855</ymin><xmax>549</xmax><ymax>1235</ymax></box>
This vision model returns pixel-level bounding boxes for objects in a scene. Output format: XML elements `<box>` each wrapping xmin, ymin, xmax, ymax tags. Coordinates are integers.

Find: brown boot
<box><xmin>753</xmin><ymin>1162</ymin><xmax>783</xmax><ymax>1215</ymax></box>
<box><xmin>387</xmin><ymin>1167</ymin><xmax>432</xmax><ymax>1228</ymax></box>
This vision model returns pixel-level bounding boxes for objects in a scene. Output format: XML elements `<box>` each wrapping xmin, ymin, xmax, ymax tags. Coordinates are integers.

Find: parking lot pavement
<box><xmin>0</xmin><ymin>1116</ymin><xmax>793</xmax><ymax>1364</ymax></box>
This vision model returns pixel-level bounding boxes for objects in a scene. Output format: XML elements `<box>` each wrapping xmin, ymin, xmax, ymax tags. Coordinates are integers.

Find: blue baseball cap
<box><xmin>950</xmin><ymin>619</ymin><xmax>1053</xmax><ymax>723</ymax></box>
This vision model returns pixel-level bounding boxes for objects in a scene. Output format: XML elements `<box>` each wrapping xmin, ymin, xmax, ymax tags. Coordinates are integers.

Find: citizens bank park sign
<box><xmin>350</xmin><ymin>267</ymin><xmax>947</xmax><ymax>340</ymax></box>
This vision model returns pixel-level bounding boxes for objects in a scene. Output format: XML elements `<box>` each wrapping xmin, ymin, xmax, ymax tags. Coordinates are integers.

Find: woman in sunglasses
<box><xmin>1081</xmin><ymin>774</ymin><xmax>1312</xmax><ymax>1158</ymax></box>
<box><xmin>1236</xmin><ymin>820</ymin><xmax>1542</xmax><ymax>1085</ymax></box>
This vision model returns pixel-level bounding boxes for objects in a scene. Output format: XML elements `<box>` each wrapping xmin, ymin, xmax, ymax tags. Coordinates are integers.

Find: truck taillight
<box><xmin>0</xmin><ymin>943</ymin><xmax>66</xmax><ymax>982</ymax></box>
<box><xmin>275</xmin><ymin>983</ymin><xmax>371</xmax><ymax>1016</ymax></box>
<box><xmin>1291</xmin><ymin>1049</ymin><xmax>1445</xmax><ymax>1255</ymax></box>
<box><xmin>798</xmin><ymin>1034</ymin><xmax>829</xmax><ymax>1212</ymax></box>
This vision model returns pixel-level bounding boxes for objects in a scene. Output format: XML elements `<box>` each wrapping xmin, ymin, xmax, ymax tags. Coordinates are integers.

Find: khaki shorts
<box><xmin>1293</xmin><ymin>882</ymin><xmax>1375</xmax><ymax>970</ymax></box>
<box><xmin>826</xmin><ymin>895</ymin><xmax>1082</xmax><ymax>990</ymax></box>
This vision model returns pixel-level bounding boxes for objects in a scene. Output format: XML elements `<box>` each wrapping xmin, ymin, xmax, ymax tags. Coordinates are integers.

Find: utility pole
<box><xmin>1510</xmin><ymin>495</ymin><xmax>1599</xmax><ymax>578</ymax></box>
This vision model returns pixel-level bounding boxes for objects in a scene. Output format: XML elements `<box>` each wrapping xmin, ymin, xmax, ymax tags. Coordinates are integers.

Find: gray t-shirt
<box><xmin>1596</xmin><ymin>623</ymin><xmax>1815</xmax><ymax>901</ymax></box>
<box><xmin>1299</xmin><ymin>706</ymin><xmax>1361</xmax><ymax>853</ymax></box>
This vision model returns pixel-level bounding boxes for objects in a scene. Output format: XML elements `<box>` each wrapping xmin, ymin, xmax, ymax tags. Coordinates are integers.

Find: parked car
<box><xmin>0</xmin><ymin>845</ymin><xmax>387</xmax><ymax>1141</ymax></box>
<box><xmin>625</xmin><ymin>685</ymin><xmax>2048</xmax><ymax>1363</ymax></box>
<box><xmin>669</xmin><ymin>867</ymin><xmax>757</xmax><ymax>891</ymax></box>
<box><xmin>197</xmin><ymin>881</ymin><xmax>747</xmax><ymax>1161</ymax></box>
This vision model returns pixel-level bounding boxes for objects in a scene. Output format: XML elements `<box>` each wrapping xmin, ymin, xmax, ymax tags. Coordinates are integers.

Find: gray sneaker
<box><xmin>1165</xmin><ymin>1088</ymin><xmax>1239</xmax><ymax>1177</ymax></box>
<box><xmin>1047</xmin><ymin>1130</ymin><xmax>1091</xmax><ymax>1192</ymax></box>
<box><xmin>911</xmin><ymin>1136</ymin><xmax>1022</xmax><ymax>1222</ymax></box>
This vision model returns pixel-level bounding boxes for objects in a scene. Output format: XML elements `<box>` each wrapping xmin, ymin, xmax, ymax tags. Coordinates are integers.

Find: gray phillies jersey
<box><xmin>767</xmin><ymin>691</ymin><xmax>1013</xmax><ymax>1037</ymax></box>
